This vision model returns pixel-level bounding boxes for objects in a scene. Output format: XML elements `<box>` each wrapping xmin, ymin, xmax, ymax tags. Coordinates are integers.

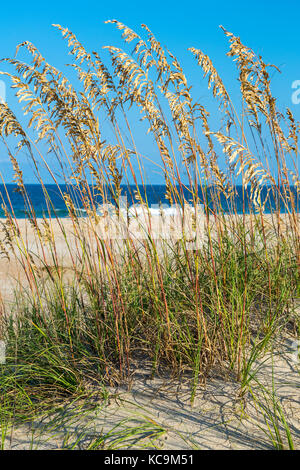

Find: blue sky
<box><xmin>0</xmin><ymin>0</ymin><xmax>299</xmax><ymax>183</ymax></box>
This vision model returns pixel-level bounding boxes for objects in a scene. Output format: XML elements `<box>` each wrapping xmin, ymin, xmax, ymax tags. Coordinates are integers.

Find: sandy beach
<box><xmin>3</xmin><ymin>344</ymin><xmax>300</xmax><ymax>450</ymax></box>
<box><xmin>0</xmin><ymin>212</ymin><xmax>297</xmax><ymax>304</ymax></box>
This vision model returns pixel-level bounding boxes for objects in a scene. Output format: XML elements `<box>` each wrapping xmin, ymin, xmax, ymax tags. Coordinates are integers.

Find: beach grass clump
<box><xmin>0</xmin><ymin>19</ymin><xmax>298</xmax><ymax>431</ymax></box>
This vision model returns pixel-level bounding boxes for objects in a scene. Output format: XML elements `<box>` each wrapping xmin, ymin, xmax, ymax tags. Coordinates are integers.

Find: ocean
<box><xmin>0</xmin><ymin>184</ymin><xmax>298</xmax><ymax>218</ymax></box>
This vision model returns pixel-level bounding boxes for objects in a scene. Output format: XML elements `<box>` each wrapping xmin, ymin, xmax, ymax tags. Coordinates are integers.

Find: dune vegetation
<box><xmin>0</xmin><ymin>21</ymin><xmax>299</xmax><ymax>449</ymax></box>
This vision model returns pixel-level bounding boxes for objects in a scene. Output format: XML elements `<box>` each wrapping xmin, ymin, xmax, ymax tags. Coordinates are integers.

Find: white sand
<box><xmin>3</xmin><ymin>345</ymin><xmax>300</xmax><ymax>450</ymax></box>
